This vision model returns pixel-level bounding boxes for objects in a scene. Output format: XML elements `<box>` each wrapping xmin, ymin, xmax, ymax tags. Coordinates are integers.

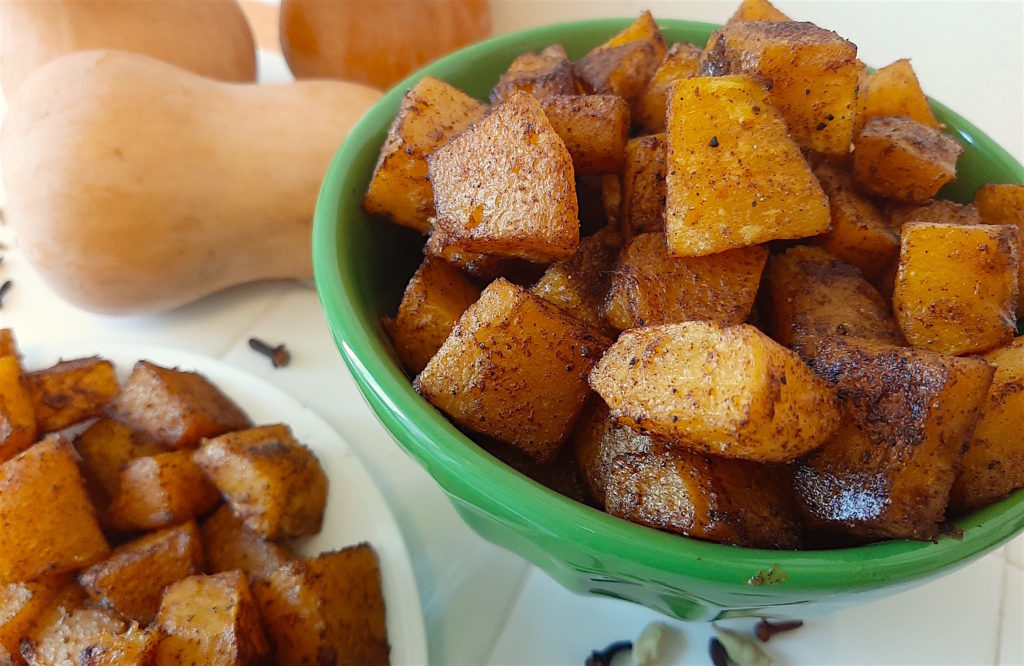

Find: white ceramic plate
<box><xmin>23</xmin><ymin>342</ymin><xmax>428</xmax><ymax>665</ymax></box>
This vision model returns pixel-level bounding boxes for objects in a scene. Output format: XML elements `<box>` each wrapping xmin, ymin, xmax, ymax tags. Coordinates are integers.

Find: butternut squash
<box><xmin>0</xmin><ymin>0</ymin><xmax>256</xmax><ymax>97</ymax></box>
<box><xmin>1</xmin><ymin>50</ymin><xmax>381</xmax><ymax>315</ymax></box>
<box><xmin>280</xmin><ymin>0</ymin><xmax>491</xmax><ymax>89</ymax></box>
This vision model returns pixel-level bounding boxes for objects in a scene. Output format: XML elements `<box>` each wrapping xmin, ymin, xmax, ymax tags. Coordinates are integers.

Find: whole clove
<box><xmin>709</xmin><ymin>637</ymin><xmax>729</xmax><ymax>666</ymax></box>
<box><xmin>754</xmin><ymin>618</ymin><xmax>804</xmax><ymax>642</ymax></box>
<box><xmin>584</xmin><ymin>640</ymin><xmax>632</xmax><ymax>666</ymax></box>
<box><xmin>248</xmin><ymin>337</ymin><xmax>290</xmax><ymax>368</ymax></box>
<box><xmin>0</xmin><ymin>279</ymin><xmax>13</xmax><ymax>308</ymax></box>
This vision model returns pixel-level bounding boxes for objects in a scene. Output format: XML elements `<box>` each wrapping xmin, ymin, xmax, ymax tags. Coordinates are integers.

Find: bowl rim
<box><xmin>313</xmin><ymin>16</ymin><xmax>1024</xmax><ymax>595</ymax></box>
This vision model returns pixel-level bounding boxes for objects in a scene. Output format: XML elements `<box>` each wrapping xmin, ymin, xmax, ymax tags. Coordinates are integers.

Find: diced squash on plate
<box><xmin>699</xmin><ymin>21</ymin><xmax>862</xmax><ymax>155</ymax></box>
<box><xmin>621</xmin><ymin>133</ymin><xmax>667</xmax><ymax>238</ymax></box>
<box><xmin>0</xmin><ymin>436</ymin><xmax>109</xmax><ymax>584</ymax></box>
<box><xmin>532</xmin><ymin>225</ymin><xmax>620</xmax><ymax>333</ymax></box>
<box><xmin>852</xmin><ymin>116</ymin><xmax>962</xmax><ymax>203</ymax></box>
<box><xmin>539</xmin><ymin>95</ymin><xmax>630</xmax><ymax>175</ymax></box>
<box><xmin>634</xmin><ymin>41</ymin><xmax>703</xmax><ymax>133</ymax></box>
<box><xmin>415</xmin><ymin>278</ymin><xmax>610</xmax><ymax>463</ymax></box>
<box><xmin>107</xmin><ymin>449</ymin><xmax>221</xmax><ymax>532</ymax></box>
<box><xmin>79</xmin><ymin>624</ymin><xmax>161</xmax><ymax>666</ymax></box>
<box><xmin>571</xmin><ymin>398</ymin><xmax>657</xmax><ymax>508</ymax></box>
<box><xmin>19</xmin><ymin>588</ymin><xmax>127</xmax><ymax>666</ymax></box>
<box><xmin>894</xmin><ymin>222</ymin><xmax>1019</xmax><ymax>355</ymax></box>
<box><xmin>574</xmin><ymin>10</ymin><xmax>667</xmax><ymax>101</ymax></box>
<box><xmin>0</xmin><ymin>574</ymin><xmax>70</xmax><ymax>660</ymax></box>
<box><xmin>601</xmin><ymin>174</ymin><xmax>622</xmax><ymax>230</ymax></box>
<box><xmin>861</xmin><ymin>58</ymin><xmax>939</xmax><ymax>129</ymax></box>
<box><xmin>73</xmin><ymin>418</ymin><xmax>166</xmax><ymax>507</ymax></box>
<box><xmin>589</xmin><ymin>321</ymin><xmax>840</xmax><ymax>462</ymax></box>
<box><xmin>384</xmin><ymin>257</ymin><xmax>482</xmax><ymax>374</ymax></box>
<box><xmin>429</xmin><ymin>91</ymin><xmax>579</xmax><ymax>263</ymax></box>
<box><xmin>195</xmin><ymin>424</ymin><xmax>328</xmax><ymax>540</ymax></box>
<box><xmin>23</xmin><ymin>357</ymin><xmax>117</xmax><ymax>433</ymax></box>
<box><xmin>363</xmin><ymin>76</ymin><xmax>488</xmax><ymax>233</ymax></box>
<box><xmin>603</xmin><ymin>232</ymin><xmax>767</xmax><ymax>330</ymax></box>
<box><xmin>665</xmin><ymin>76</ymin><xmax>830</xmax><ymax>256</ymax></box>
<box><xmin>201</xmin><ymin>505</ymin><xmax>294</xmax><ymax>583</ymax></box>
<box><xmin>107</xmin><ymin>360</ymin><xmax>250</xmax><ymax>449</ymax></box>
<box><xmin>0</xmin><ymin>354</ymin><xmax>36</xmax><ymax>463</ymax></box>
<box><xmin>491</xmin><ymin>44</ymin><xmax>577</xmax><ymax>103</ymax></box>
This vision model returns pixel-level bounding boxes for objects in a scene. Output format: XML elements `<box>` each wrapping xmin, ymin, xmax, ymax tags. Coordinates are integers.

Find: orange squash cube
<box><xmin>634</xmin><ymin>41</ymin><xmax>702</xmax><ymax>133</ymax></box>
<box><xmin>861</xmin><ymin>59</ymin><xmax>939</xmax><ymax>129</ymax></box>
<box><xmin>491</xmin><ymin>44</ymin><xmax>576</xmax><ymax>103</ymax></box>
<box><xmin>574</xmin><ymin>11</ymin><xmax>667</xmax><ymax>101</ymax></box>
<box><xmin>621</xmin><ymin>134</ymin><xmax>667</xmax><ymax>238</ymax></box>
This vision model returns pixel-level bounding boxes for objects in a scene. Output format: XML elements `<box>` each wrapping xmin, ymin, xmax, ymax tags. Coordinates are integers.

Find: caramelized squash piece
<box><xmin>861</xmin><ymin>59</ymin><xmax>939</xmax><ymax>129</ymax></box>
<box><xmin>634</xmin><ymin>41</ymin><xmax>702</xmax><ymax>133</ymax></box>
<box><xmin>491</xmin><ymin>44</ymin><xmax>576</xmax><ymax>103</ymax></box>
<box><xmin>571</xmin><ymin>398</ymin><xmax>657</xmax><ymax>507</ymax></box>
<box><xmin>23</xmin><ymin>357</ymin><xmax>117</xmax><ymax>433</ymax></box>
<box><xmin>106</xmin><ymin>449</ymin><xmax>221</xmax><ymax>532</ymax></box>
<box><xmin>0</xmin><ymin>354</ymin><xmax>36</xmax><ymax>463</ymax></box>
<box><xmin>621</xmin><ymin>134</ymin><xmax>667</xmax><ymax>238</ymax></box>
<box><xmin>574</xmin><ymin>11</ymin><xmax>667</xmax><ymax>101</ymax></box>
<box><xmin>532</xmin><ymin>226</ymin><xmax>620</xmax><ymax>334</ymax></box>
<box><xmin>539</xmin><ymin>95</ymin><xmax>630</xmax><ymax>175</ymax></box>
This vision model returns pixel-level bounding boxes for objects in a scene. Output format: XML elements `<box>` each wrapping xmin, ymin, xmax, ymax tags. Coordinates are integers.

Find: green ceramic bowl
<box><xmin>313</xmin><ymin>18</ymin><xmax>1024</xmax><ymax>621</ymax></box>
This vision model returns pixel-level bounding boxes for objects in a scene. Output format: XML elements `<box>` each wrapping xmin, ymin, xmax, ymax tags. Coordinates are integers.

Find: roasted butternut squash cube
<box><xmin>950</xmin><ymin>338</ymin><xmax>1024</xmax><ymax>512</ymax></box>
<box><xmin>589</xmin><ymin>322</ymin><xmax>841</xmax><ymax>462</ymax></box>
<box><xmin>430</xmin><ymin>91</ymin><xmax>579</xmax><ymax>263</ymax></box>
<box><xmin>80</xmin><ymin>624</ymin><xmax>160</xmax><ymax>666</ymax></box>
<box><xmin>571</xmin><ymin>398</ymin><xmax>657</xmax><ymax>507</ymax></box>
<box><xmin>0</xmin><ymin>436</ymin><xmax>109</xmax><ymax>584</ymax></box>
<box><xmin>491</xmin><ymin>44</ymin><xmax>577</xmax><ymax>103</ymax></box>
<box><xmin>19</xmin><ymin>589</ymin><xmax>127</xmax><ymax>666</ymax></box>
<box><xmin>799</xmin><ymin>337</ymin><xmax>995</xmax><ymax>539</ymax></box>
<box><xmin>576</xmin><ymin>174</ymin><xmax>610</xmax><ymax>237</ymax></box>
<box><xmin>811</xmin><ymin>161</ymin><xmax>899</xmax><ymax>284</ymax></box>
<box><xmin>423</xmin><ymin>225</ymin><xmax>521</xmax><ymax>281</ymax></box>
<box><xmin>603</xmin><ymin>233</ymin><xmax>767</xmax><ymax>330</ymax></box>
<box><xmin>415</xmin><ymin>278</ymin><xmax>611</xmax><ymax>463</ymax></box>
<box><xmin>974</xmin><ymin>183</ymin><xmax>1024</xmax><ymax>228</ymax></box>
<box><xmin>107</xmin><ymin>450</ymin><xmax>221</xmax><ymax>532</ymax></box>
<box><xmin>861</xmin><ymin>59</ymin><xmax>939</xmax><ymax>129</ymax></box>
<box><xmin>539</xmin><ymin>95</ymin><xmax>629</xmax><ymax>175</ymax></box>
<box><xmin>201</xmin><ymin>505</ymin><xmax>294</xmax><ymax>583</ymax></box>
<box><xmin>0</xmin><ymin>574</ymin><xmax>69</xmax><ymax>660</ymax></box>
<box><xmin>0</xmin><ymin>329</ymin><xmax>17</xmax><ymax>359</ymax></box>
<box><xmin>107</xmin><ymin>360</ymin><xmax>250</xmax><ymax>449</ymax></box>
<box><xmin>194</xmin><ymin>424</ymin><xmax>328</xmax><ymax>540</ymax></box>
<box><xmin>634</xmin><ymin>41</ymin><xmax>702</xmax><ymax>133</ymax></box>
<box><xmin>532</xmin><ymin>226</ymin><xmax>620</xmax><ymax>334</ymax></box>
<box><xmin>665</xmin><ymin>76</ymin><xmax>830</xmax><ymax>256</ymax></box>
<box><xmin>253</xmin><ymin>545</ymin><xmax>389</xmax><ymax>666</ymax></box>
<box><xmin>23</xmin><ymin>357</ymin><xmax>117</xmax><ymax>433</ymax></box>
<box><xmin>0</xmin><ymin>355</ymin><xmax>36</xmax><ymax>463</ymax></box>
<box><xmin>852</xmin><ymin>116</ymin><xmax>962</xmax><ymax>204</ymax></box>
<box><xmin>606</xmin><ymin>450</ymin><xmax>800</xmax><ymax>548</ymax></box>
<box><xmin>574</xmin><ymin>11</ymin><xmax>667</xmax><ymax>101</ymax></box>
<box><xmin>155</xmin><ymin>571</ymin><xmax>269</xmax><ymax>666</ymax></box>
<box><xmin>727</xmin><ymin>0</ymin><xmax>791</xmax><ymax>23</ymax></box>
<box><xmin>888</xmin><ymin>199</ymin><xmax>981</xmax><ymax>227</ymax></box>
<box><xmin>79</xmin><ymin>521</ymin><xmax>203</xmax><ymax>625</ymax></box>
<box><xmin>384</xmin><ymin>258</ymin><xmax>482</xmax><ymax>374</ymax></box>
<box><xmin>894</xmin><ymin>222</ymin><xmax>1019</xmax><ymax>355</ymax></box>
<box><xmin>363</xmin><ymin>76</ymin><xmax>488</xmax><ymax>233</ymax></box>
<box><xmin>621</xmin><ymin>134</ymin><xmax>667</xmax><ymax>238</ymax></box>
<box><xmin>762</xmin><ymin>246</ymin><xmax>902</xmax><ymax>361</ymax></box>
<box><xmin>699</xmin><ymin>21</ymin><xmax>862</xmax><ymax>155</ymax></box>
<box><xmin>73</xmin><ymin>418</ymin><xmax>166</xmax><ymax>508</ymax></box>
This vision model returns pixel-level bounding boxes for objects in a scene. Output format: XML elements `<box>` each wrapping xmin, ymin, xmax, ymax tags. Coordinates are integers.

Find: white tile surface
<box><xmin>999</xmin><ymin>564</ymin><xmax>1023</xmax><ymax>666</ymax></box>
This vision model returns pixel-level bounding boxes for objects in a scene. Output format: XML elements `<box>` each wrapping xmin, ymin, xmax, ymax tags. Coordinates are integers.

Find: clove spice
<box><xmin>248</xmin><ymin>337</ymin><xmax>290</xmax><ymax>368</ymax></box>
<box><xmin>754</xmin><ymin>618</ymin><xmax>804</xmax><ymax>642</ymax></box>
<box><xmin>0</xmin><ymin>279</ymin><xmax>12</xmax><ymax>308</ymax></box>
<box><xmin>584</xmin><ymin>640</ymin><xmax>632</xmax><ymax>666</ymax></box>
<box><xmin>709</xmin><ymin>637</ymin><xmax>729</xmax><ymax>666</ymax></box>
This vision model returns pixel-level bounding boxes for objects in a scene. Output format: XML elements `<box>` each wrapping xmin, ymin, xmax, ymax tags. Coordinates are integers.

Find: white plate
<box><xmin>23</xmin><ymin>341</ymin><xmax>428</xmax><ymax>666</ymax></box>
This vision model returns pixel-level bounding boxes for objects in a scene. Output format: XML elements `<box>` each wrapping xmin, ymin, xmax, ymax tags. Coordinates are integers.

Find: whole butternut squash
<box><xmin>280</xmin><ymin>0</ymin><xmax>491</xmax><ymax>89</ymax></box>
<box><xmin>1</xmin><ymin>0</ymin><xmax>256</xmax><ymax>97</ymax></box>
<box><xmin>1</xmin><ymin>50</ymin><xmax>381</xmax><ymax>315</ymax></box>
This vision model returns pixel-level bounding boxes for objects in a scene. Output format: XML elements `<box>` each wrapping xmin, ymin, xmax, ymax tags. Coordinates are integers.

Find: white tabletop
<box><xmin>1</xmin><ymin>2</ymin><xmax>1022</xmax><ymax>664</ymax></box>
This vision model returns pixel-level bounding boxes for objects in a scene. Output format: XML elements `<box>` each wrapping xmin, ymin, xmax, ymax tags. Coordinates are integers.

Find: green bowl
<box><xmin>313</xmin><ymin>18</ymin><xmax>1024</xmax><ymax>621</ymax></box>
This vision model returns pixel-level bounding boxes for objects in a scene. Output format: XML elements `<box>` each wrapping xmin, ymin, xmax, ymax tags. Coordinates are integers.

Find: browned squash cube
<box><xmin>0</xmin><ymin>329</ymin><xmax>17</xmax><ymax>358</ymax></box>
<box><xmin>727</xmin><ymin>0</ymin><xmax>791</xmax><ymax>23</ymax></box>
<box><xmin>532</xmin><ymin>225</ymin><xmax>620</xmax><ymax>334</ymax></box>
<box><xmin>194</xmin><ymin>424</ymin><xmax>327</xmax><ymax>541</ymax></box>
<box><xmin>80</xmin><ymin>624</ymin><xmax>160</xmax><ymax>666</ymax></box>
<box><xmin>800</xmin><ymin>337</ymin><xmax>995</xmax><ymax>540</ymax></box>
<box><xmin>491</xmin><ymin>44</ymin><xmax>577</xmax><ymax>104</ymax></box>
<box><xmin>603</xmin><ymin>232</ymin><xmax>768</xmax><ymax>330</ymax></box>
<box><xmin>23</xmin><ymin>357</ymin><xmax>117</xmax><ymax>433</ymax></box>
<box><xmin>811</xmin><ymin>161</ymin><xmax>899</xmax><ymax>284</ymax></box>
<box><xmin>423</xmin><ymin>225</ymin><xmax>520</xmax><ymax>281</ymax></box>
<box><xmin>860</xmin><ymin>59</ymin><xmax>939</xmax><ymax>130</ymax></box>
<box><xmin>605</xmin><ymin>449</ymin><xmax>800</xmax><ymax>548</ymax></box>
<box><xmin>107</xmin><ymin>450</ymin><xmax>221</xmax><ymax>532</ymax></box>
<box><xmin>0</xmin><ymin>355</ymin><xmax>36</xmax><ymax>463</ymax></box>
<box><xmin>19</xmin><ymin>586</ymin><xmax>127</xmax><ymax>666</ymax></box>
<box><xmin>888</xmin><ymin>200</ymin><xmax>983</xmax><ymax>232</ymax></box>
<box><xmin>621</xmin><ymin>134</ymin><xmax>667</xmax><ymax>238</ymax></box>
<box><xmin>363</xmin><ymin>76</ymin><xmax>488</xmax><ymax>233</ymax></box>
<box><xmin>576</xmin><ymin>174</ymin><xmax>610</xmax><ymax>237</ymax></box>
<box><xmin>571</xmin><ymin>398</ymin><xmax>656</xmax><ymax>507</ymax></box>
<box><xmin>601</xmin><ymin>174</ymin><xmax>622</xmax><ymax>230</ymax></box>
<box><xmin>574</xmin><ymin>11</ymin><xmax>667</xmax><ymax>102</ymax></box>
<box><xmin>383</xmin><ymin>257</ymin><xmax>482</xmax><ymax>374</ymax></box>
<box><xmin>699</xmin><ymin>21</ymin><xmax>862</xmax><ymax>156</ymax></box>
<box><xmin>975</xmin><ymin>183</ymin><xmax>1024</xmax><ymax>313</ymax></box>
<box><xmin>762</xmin><ymin>245</ymin><xmax>902</xmax><ymax>361</ymax></box>
<box><xmin>539</xmin><ymin>95</ymin><xmax>630</xmax><ymax>175</ymax></box>
<box><xmin>253</xmin><ymin>545</ymin><xmax>389</xmax><ymax>666</ymax></box>
<box><xmin>430</xmin><ymin>91</ymin><xmax>579</xmax><ymax>263</ymax></box>
<box><xmin>589</xmin><ymin>321</ymin><xmax>841</xmax><ymax>462</ymax></box>
<box><xmin>79</xmin><ymin>521</ymin><xmax>203</xmax><ymax>625</ymax></box>
<box><xmin>634</xmin><ymin>41</ymin><xmax>702</xmax><ymax>133</ymax></box>
<box><xmin>0</xmin><ymin>436</ymin><xmax>109</xmax><ymax>584</ymax></box>
<box><xmin>201</xmin><ymin>505</ymin><xmax>294</xmax><ymax>583</ymax></box>
<box><xmin>156</xmin><ymin>571</ymin><xmax>269</xmax><ymax>666</ymax></box>
<box><xmin>665</xmin><ymin>76</ymin><xmax>830</xmax><ymax>256</ymax></box>
<box><xmin>852</xmin><ymin>116</ymin><xmax>962</xmax><ymax>204</ymax></box>
<box><xmin>0</xmin><ymin>574</ymin><xmax>70</xmax><ymax>660</ymax></box>
<box><xmin>107</xmin><ymin>360</ymin><xmax>250</xmax><ymax>449</ymax></box>
<box><xmin>894</xmin><ymin>222</ymin><xmax>1019</xmax><ymax>355</ymax></box>
<box><xmin>950</xmin><ymin>338</ymin><xmax>1024</xmax><ymax>512</ymax></box>
<box><xmin>415</xmin><ymin>278</ymin><xmax>611</xmax><ymax>463</ymax></box>
<box><xmin>73</xmin><ymin>418</ymin><xmax>166</xmax><ymax>507</ymax></box>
